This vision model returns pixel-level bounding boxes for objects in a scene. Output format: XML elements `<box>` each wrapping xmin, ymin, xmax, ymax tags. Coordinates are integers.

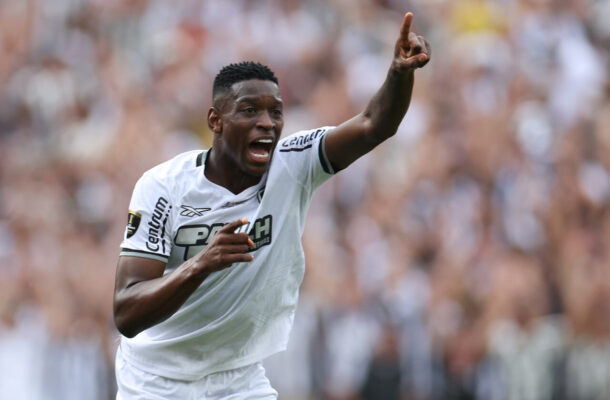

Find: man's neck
<box><xmin>204</xmin><ymin>148</ymin><xmax>262</xmax><ymax>195</ymax></box>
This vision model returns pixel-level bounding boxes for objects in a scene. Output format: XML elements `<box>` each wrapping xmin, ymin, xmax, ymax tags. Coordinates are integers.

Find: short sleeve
<box><xmin>276</xmin><ymin>127</ymin><xmax>336</xmax><ymax>190</ymax></box>
<box><xmin>120</xmin><ymin>172</ymin><xmax>173</xmax><ymax>263</ymax></box>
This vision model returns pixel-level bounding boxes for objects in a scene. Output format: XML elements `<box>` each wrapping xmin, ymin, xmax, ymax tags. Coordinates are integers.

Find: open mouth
<box><xmin>248</xmin><ymin>138</ymin><xmax>274</xmax><ymax>162</ymax></box>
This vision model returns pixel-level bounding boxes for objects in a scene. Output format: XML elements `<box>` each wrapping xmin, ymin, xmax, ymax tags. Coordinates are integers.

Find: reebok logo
<box><xmin>180</xmin><ymin>205</ymin><xmax>211</xmax><ymax>217</ymax></box>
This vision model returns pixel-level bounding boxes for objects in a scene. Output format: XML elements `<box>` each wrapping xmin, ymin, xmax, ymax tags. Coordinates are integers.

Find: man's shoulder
<box><xmin>277</xmin><ymin>126</ymin><xmax>333</xmax><ymax>154</ymax></box>
<box><xmin>268</xmin><ymin>126</ymin><xmax>336</xmax><ymax>182</ymax></box>
<box><xmin>141</xmin><ymin>150</ymin><xmax>205</xmax><ymax>184</ymax></box>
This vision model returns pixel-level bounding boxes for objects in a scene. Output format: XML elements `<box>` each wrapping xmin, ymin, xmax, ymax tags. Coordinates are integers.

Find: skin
<box><xmin>206</xmin><ymin>79</ymin><xmax>284</xmax><ymax>194</ymax></box>
<box><xmin>113</xmin><ymin>12</ymin><xmax>430</xmax><ymax>338</ymax></box>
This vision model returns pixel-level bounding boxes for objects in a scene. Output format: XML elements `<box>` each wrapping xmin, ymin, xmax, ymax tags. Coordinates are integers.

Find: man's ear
<box><xmin>207</xmin><ymin>107</ymin><xmax>222</xmax><ymax>134</ymax></box>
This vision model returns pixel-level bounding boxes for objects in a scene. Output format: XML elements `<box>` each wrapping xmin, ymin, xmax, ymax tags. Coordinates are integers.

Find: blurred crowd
<box><xmin>1</xmin><ymin>0</ymin><xmax>609</xmax><ymax>399</ymax></box>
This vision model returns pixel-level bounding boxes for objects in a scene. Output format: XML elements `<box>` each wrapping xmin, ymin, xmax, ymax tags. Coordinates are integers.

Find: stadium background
<box><xmin>1</xmin><ymin>0</ymin><xmax>609</xmax><ymax>399</ymax></box>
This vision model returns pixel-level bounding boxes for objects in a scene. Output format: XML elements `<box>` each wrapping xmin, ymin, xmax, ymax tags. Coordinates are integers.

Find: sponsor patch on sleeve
<box><xmin>126</xmin><ymin>209</ymin><xmax>142</xmax><ymax>238</ymax></box>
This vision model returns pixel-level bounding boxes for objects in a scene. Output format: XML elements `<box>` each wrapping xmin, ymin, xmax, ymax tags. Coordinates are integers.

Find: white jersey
<box><xmin>119</xmin><ymin>127</ymin><xmax>335</xmax><ymax>380</ymax></box>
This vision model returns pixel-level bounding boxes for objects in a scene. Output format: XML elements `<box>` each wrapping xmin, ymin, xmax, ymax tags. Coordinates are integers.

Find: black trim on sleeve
<box><xmin>279</xmin><ymin>144</ymin><xmax>313</xmax><ymax>153</ymax></box>
<box><xmin>318</xmin><ymin>134</ymin><xmax>334</xmax><ymax>174</ymax></box>
<box><xmin>196</xmin><ymin>152</ymin><xmax>204</xmax><ymax>167</ymax></box>
<box><xmin>120</xmin><ymin>248</ymin><xmax>168</xmax><ymax>260</ymax></box>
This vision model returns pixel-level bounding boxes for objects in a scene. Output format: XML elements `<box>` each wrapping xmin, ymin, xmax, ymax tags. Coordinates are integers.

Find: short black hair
<box><xmin>212</xmin><ymin>61</ymin><xmax>278</xmax><ymax>99</ymax></box>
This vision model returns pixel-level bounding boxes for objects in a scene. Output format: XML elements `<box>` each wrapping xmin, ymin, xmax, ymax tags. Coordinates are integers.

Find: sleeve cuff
<box><xmin>120</xmin><ymin>248</ymin><xmax>169</xmax><ymax>263</ymax></box>
<box><xmin>318</xmin><ymin>133</ymin><xmax>335</xmax><ymax>175</ymax></box>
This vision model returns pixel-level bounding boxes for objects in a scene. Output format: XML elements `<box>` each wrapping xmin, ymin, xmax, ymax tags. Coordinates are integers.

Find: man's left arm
<box><xmin>324</xmin><ymin>12</ymin><xmax>431</xmax><ymax>171</ymax></box>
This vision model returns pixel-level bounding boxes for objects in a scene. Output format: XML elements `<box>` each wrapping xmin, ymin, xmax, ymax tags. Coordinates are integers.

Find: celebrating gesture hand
<box><xmin>189</xmin><ymin>217</ymin><xmax>255</xmax><ymax>277</ymax></box>
<box><xmin>394</xmin><ymin>12</ymin><xmax>431</xmax><ymax>72</ymax></box>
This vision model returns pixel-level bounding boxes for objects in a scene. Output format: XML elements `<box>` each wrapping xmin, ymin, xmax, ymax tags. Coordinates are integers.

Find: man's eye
<box><xmin>243</xmin><ymin>107</ymin><xmax>256</xmax><ymax>114</ymax></box>
<box><xmin>272</xmin><ymin>109</ymin><xmax>283</xmax><ymax>117</ymax></box>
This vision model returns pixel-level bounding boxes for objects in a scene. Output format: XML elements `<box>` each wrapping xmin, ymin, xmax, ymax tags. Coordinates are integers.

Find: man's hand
<box><xmin>394</xmin><ymin>12</ymin><xmax>431</xmax><ymax>72</ymax></box>
<box><xmin>187</xmin><ymin>217</ymin><xmax>255</xmax><ymax>277</ymax></box>
<box><xmin>310</xmin><ymin>11</ymin><xmax>431</xmax><ymax>172</ymax></box>
<box><xmin>114</xmin><ymin>217</ymin><xmax>255</xmax><ymax>337</ymax></box>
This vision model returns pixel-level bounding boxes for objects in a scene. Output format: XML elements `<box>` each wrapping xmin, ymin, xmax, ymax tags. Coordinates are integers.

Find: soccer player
<box><xmin>113</xmin><ymin>12</ymin><xmax>430</xmax><ymax>399</ymax></box>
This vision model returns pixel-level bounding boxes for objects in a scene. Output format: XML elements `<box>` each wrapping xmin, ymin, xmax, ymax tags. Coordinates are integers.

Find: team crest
<box><xmin>126</xmin><ymin>210</ymin><xmax>142</xmax><ymax>238</ymax></box>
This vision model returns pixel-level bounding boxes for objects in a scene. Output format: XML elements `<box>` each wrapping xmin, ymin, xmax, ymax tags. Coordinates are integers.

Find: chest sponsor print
<box><xmin>174</xmin><ymin>214</ymin><xmax>273</xmax><ymax>260</ymax></box>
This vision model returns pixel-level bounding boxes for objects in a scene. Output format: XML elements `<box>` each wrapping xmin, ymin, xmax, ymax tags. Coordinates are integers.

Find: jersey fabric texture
<box><xmin>118</xmin><ymin>127</ymin><xmax>335</xmax><ymax>381</ymax></box>
<box><xmin>115</xmin><ymin>346</ymin><xmax>277</xmax><ymax>399</ymax></box>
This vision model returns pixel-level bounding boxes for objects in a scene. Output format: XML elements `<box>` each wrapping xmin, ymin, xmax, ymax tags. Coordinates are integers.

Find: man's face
<box><xmin>212</xmin><ymin>79</ymin><xmax>284</xmax><ymax>177</ymax></box>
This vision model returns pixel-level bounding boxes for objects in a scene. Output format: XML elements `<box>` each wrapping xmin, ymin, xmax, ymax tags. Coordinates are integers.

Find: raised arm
<box><xmin>324</xmin><ymin>12</ymin><xmax>430</xmax><ymax>171</ymax></box>
<box><xmin>113</xmin><ymin>218</ymin><xmax>254</xmax><ymax>338</ymax></box>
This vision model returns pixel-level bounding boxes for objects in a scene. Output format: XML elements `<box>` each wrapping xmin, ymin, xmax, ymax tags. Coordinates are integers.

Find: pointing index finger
<box><xmin>400</xmin><ymin>12</ymin><xmax>413</xmax><ymax>38</ymax></box>
<box><xmin>220</xmin><ymin>217</ymin><xmax>249</xmax><ymax>234</ymax></box>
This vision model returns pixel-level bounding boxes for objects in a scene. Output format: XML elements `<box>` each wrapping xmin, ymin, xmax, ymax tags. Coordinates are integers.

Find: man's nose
<box><xmin>256</xmin><ymin>111</ymin><xmax>274</xmax><ymax>130</ymax></box>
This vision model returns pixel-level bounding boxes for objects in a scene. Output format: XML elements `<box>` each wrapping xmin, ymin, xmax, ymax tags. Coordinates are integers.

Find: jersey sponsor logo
<box><xmin>280</xmin><ymin>128</ymin><xmax>326</xmax><ymax>152</ymax></box>
<box><xmin>126</xmin><ymin>210</ymin><xmax>142</xmax><ymax>238</ymax></box>
<box><xmin>180</xmin><ymin>205</ymin><xmax>211</xmax><ymax>217</ymax></box>
<box><xmin>146</xmin><ymin>196</ymin><xmax>172</xmax><ymax>253</ymax></box>
<box><xmin>174</xmin><ymin>214</ymin><xmax>273</xmax><ymax>260</ymax></box>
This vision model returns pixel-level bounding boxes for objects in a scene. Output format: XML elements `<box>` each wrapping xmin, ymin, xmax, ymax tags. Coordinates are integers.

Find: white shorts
<box><xmin>115</xmin><ymin>346</ymin><xmax>278</xmax><ymax>400</ymax></box>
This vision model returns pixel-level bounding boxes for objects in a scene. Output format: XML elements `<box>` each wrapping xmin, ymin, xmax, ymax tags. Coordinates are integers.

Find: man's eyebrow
<box><xmin>235</xmin><ymin>95</ymin><xmax>283</xmax><ymax>104</ymax></box>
